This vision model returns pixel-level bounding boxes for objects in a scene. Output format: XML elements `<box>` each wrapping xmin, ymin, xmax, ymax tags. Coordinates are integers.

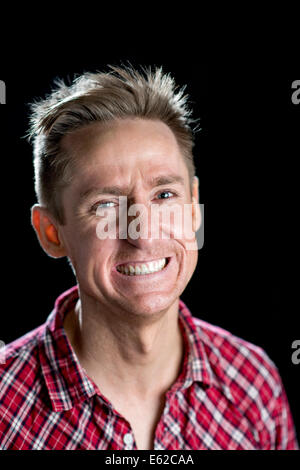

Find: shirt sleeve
<box><xmin>271</xmin><ymin>371</ymin><xmax>299</xmax><ymax>450</ymax></box>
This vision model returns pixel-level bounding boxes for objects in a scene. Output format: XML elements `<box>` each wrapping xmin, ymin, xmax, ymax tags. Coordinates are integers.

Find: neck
<box><xmin>63</xmin><ymin>294</ymin><xmax>184</xmax><ymax>400</ymax></box>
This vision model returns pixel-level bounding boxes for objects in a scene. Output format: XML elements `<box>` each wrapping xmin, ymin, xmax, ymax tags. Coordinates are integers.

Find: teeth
<box><xmin>129</xmin><ymin>265</ymin><xmax>135</xmax><ymax>275</ymax></box>
<box><xmin>141</xmin><ymin>264</ymin><xmax>148</xmax><ymax>274</ymax></box>
<box><xmin>117</xmin><ymin>258</ymin><xmax>167</xmax><ymax>275</ymax></box>
<box><xmin>148</xmin><ymin>261</ymin><xmax>155</xmax><ymax>271</ymax></box>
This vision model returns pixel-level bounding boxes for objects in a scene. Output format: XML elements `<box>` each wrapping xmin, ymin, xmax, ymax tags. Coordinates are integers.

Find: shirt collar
<box><xmin>39</xmin><ymin>286</ymin><xmax>212</xmax><ymax>412</ymax></box>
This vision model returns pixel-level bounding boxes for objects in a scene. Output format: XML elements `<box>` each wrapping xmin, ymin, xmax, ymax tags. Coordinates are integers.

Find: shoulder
<box><xmin>0</xmin><ymin>324</ymin><xmax>45</xmax><ymax>401</ymax></box>
<box><xmin>194</xmin><ymin>316</ymin><xmax>272</xmax><ymax>363</ymax></box>
<box><xmin>192</xmin><ymin>316</ymin><xmax>283</xmax><ymax>408</ymax></box>
<box><xmin>0</xmin><ymin>324</ymin><xmax>53</xmax><ymax>449</ymax></box>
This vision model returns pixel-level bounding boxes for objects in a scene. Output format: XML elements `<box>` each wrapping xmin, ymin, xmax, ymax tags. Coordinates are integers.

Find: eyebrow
<box><xmin>79</xmin><ymin>174</ymin><xmax>185</xmax><ymax>202</ymax></box>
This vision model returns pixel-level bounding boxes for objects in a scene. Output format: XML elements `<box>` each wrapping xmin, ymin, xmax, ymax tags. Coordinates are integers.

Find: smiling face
<box><xmin>56</xmin><ymin>118</ymin><xmax>199</xmax><ymax>318</ymax></box>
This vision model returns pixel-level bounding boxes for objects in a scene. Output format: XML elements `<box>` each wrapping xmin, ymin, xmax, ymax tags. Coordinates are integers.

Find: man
<box><xmin>0</xmin><ymin>65</ymin><xmax>298</xmax><ymax>450</ymax></box>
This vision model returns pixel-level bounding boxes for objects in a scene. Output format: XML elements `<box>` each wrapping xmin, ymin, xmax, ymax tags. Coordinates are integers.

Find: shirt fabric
<box><xmin>0</xmin><ymin>285</ymin><xmax>298</xmax><ymax>450</ymax></box>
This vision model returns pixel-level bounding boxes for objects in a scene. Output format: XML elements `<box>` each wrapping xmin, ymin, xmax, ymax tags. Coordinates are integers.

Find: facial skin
<box><xmin>32</xmin><ymin>118</ymin><xmax>200</xmax><ymax>404</ymax></box>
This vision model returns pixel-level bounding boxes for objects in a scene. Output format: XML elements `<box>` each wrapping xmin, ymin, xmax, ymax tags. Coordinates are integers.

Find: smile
<box><xmin>116</xmin><ymin>258</ymin><xmax>169</xmax><ymax>276</ymax></box>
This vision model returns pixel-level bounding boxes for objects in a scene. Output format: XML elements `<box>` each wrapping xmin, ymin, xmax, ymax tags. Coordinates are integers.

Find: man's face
<box><xmin>58</xmin><ymin>118</ymin><xmax>199</xmax><ymax>318</ymax></box>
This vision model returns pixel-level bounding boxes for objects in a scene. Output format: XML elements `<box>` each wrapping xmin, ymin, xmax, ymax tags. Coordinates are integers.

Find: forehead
<box><xmin>61</xmin><ymin>118</ymin><xmax>188</xmax><ymax>183</ymax></box>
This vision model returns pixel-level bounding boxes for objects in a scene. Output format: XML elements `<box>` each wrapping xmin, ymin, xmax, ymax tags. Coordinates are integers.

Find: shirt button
<box><xmin>123</xmin><ymin>432</ymin><xmax>133</xmax><ymax>445</ymax></box>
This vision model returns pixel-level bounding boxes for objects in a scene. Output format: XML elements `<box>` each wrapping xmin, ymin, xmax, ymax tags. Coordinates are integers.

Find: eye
<box><xmin>157</xmin><ymin>191</ymin><xmax>174</xmax><ymax>200</ymax></box>
<box><xmin>91</xmin><ymin>201</ymin><xmax>116</xmax><ymax>212</ymax></box>
<box><xmin>99</xmin><ymin>201</ymin><xmax>116</xmax><ymax>208</ymax></box>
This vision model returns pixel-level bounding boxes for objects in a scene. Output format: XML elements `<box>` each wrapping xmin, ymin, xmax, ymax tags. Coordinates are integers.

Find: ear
<box><xmin>191</xmin><ymin>176</ymin><xmax>202</xmax><ymax>232</ymax></box>
<box><xmin>31</xmin><ymin>204</ymin><xmax>67</xmax><ymax>258</ymax></box>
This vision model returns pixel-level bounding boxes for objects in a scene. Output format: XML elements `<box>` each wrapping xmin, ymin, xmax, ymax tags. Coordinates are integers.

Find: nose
<box><xmin>125</xmin><ymin>199</ymin><xmax>157</xmax><ymax>249</ymax></box>
<box><xmin>116</xmin><ymin>190</ymin><xmax>184</xmax><ymax>249</ymax></box>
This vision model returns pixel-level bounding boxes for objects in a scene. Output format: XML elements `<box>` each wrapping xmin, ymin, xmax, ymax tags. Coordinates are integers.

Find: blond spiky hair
<box><xmin>28</xmin><ymin>64</ymin><xmax>199</xmax><ymax>224</ymax></box>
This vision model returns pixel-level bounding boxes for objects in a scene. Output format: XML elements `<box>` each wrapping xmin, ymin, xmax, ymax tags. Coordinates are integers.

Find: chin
<box><xmin>119</xmin><ymin>292</ymin><xmax>179</xmax><ymax>318</ymax></box>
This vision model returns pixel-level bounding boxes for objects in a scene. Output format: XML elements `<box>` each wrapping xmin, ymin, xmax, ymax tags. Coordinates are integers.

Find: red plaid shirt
<box><xmin>0</xmin><ymin>285</ymin><xmax>298</xmax><ymax>450</ymax></box>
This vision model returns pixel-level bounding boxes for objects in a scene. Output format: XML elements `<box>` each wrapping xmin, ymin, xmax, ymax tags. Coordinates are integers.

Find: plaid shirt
<box><xmin>0</xmin><ymin>285</ymin><xmax>298</xmax><ymax>450</ymax></box>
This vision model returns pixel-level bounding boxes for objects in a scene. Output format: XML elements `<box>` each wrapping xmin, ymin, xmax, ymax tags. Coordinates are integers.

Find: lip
<box><xmin>113</xmin><ymin>256</ymin><xmax>172</xmax><ymax>279</ymax></box>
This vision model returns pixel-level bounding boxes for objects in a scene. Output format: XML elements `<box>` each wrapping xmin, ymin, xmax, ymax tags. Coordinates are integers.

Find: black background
<box><xmin>0</xmin><ymin>30</ymin><xmax>299</xmax><ymax>443</ymax></box>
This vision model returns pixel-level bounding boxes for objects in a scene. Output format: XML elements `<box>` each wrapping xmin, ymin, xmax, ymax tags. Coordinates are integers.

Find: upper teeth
<box><xmin>117</xmin><ymin>258</ymin><xmax>167</xmax><ymax>275</ymax></box>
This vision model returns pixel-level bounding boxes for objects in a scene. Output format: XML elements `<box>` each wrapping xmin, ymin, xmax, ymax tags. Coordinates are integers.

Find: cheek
<box><xmin>61</xmin><ymin>225</ymin><xmax>100</xmax><ymax>268</ymax></box>
<box><xmin>82</xmin><ymin>239</ymin><xmax>119</xmax><ymax>277</ymax></box>
<box><xmin>184</xmin><ymin>250</ymin><xmax>198</xmax><ymax>284</ymax></box>
<box><xmin>176</xmin><ymin>237</ymin><xmax>198</xmax><ymax>273</ymax></box>
<box><xmin>188</xmin><ymin>250</ymin><xmax>198</xmax><ymax>269</ymax></box>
